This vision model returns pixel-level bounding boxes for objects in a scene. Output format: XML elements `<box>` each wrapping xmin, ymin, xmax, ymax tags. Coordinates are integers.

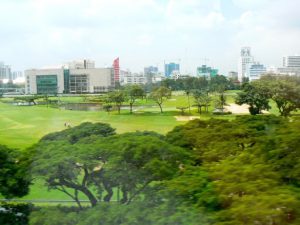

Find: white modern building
<box><xmin>246</xmin><ymin>62</ymin><xmax>267</xmax><ymax>81</ymax></box>
<box><xmin>122</xmin><ymin>71</ymin><xmax>145</xmax><ymax>85</ymax></box>
<box><xmin>25</xmin><ymin>60</ymin><xmax>115</xmax><ymax>94</ymax></box>
<box><xmin>277</xmin><ymin>55</ymin><xmax>300</xmax><ymax>75</ymax></box>
<box><xmin>238</xmin><ymin>47</ymin><xmax>254</xmax><ymax>82</ymax></box>
<box><xmin>283</xmin><ymin>55</ymin><xmax>300</xmax><ymax>67</ymax></box>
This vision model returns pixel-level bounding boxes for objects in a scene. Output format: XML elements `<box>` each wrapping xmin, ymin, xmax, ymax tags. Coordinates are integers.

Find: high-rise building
<box><xmin>246</xmin><ymin>62</ymin><xmax>267</xmax><ymax>81</ymax></box>
<box><xmin>197</xmin><ymin>65</ymin><xmax>218</xmax><ymax>78</ymax></box>
<box><xmin>277</xmin><ymin>55</ymin><xmax>300</xmax><ymax>75</ymax></box>
<box><xmin>113</xmin><ymin>58</ymin><xmax>120</xmax><ymax>82</ymax></box>
<box><xmin>144</xmin><ymin>66</ymin><xmax>158</xmax><ymax>84</ymax></box>
<box><xmin>0</xmin><ymin>62</ymin><xmax>12</xmax><ymax>81</ymax></box>
<box><xmin>238</xmin><ymin>47</ymin><xmax>254</xmax><ymax>81</ymax></box>
<box><xmin>165</xmin><ymin>63</ymin><xmax>180</xmax><ymax>77</ymax></box>
<box><xmin>12</xmin><ymin>71</ymin><xmax>23</xmax><ymax>80</ymax></box>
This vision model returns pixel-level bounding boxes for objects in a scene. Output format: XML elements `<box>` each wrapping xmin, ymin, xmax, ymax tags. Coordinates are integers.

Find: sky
<box><xmin>0</xmin><ymin>0</ymin><xmax>300</xmax><ymax>75</ymax></box>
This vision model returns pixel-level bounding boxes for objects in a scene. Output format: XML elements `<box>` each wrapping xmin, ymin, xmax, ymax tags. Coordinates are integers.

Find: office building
<box><xmin>238</xmin><ymin>47</ymin><xmax>254</xmax><ymax>81</ymax></box>
<box><xmin>283</xmin><ymin>55</ymin><xmax>300</xmax><ymax>67</ymax></box>
<box><xmin>278</xmin><ymin>55</ymin><xmax>300</xmax><ymax>75</ymax></box>
<box><xmin>0</xmin><ymin>62</ymin><xmax>11</xmax><ymax>81</ymax></box>
<box><xmin>144</xmin><ymin>66</ymin><xmax>158</xmax><ymax>84</ymax></box>
<box><xmin>245</xmin><ymin>62</ymin><xmax>267</xmax><ymax>81</ymax></box>
<box><xmin>25</xmin><ymin>60</ymin><xmax>115</xmax><ymax>94</ymax></box>
<box><xmin>228</xmin><ymin>71</ymin><xmax>238</xmax><ymax>81</ymax></box>
<box><xmin>197</xmin><ymin>65</ymin><xmax>218</xmax><ymax>78</ymax></box>
<box><xmin>122</xmin><ymin>71</ymin><xmax>145</xmax><ymax>85</ymax></box>
<box><xmin>165</xmin><ymin>63</ymin><xmax>180</xmax><ymax>77</ymax></box>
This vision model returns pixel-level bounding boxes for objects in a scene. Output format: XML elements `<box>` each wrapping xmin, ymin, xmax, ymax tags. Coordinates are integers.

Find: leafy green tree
<box><xmin>0</xmin><ymin>145</ymin><xmax>31</xmax><ymax>198</ymax></box>
<box><xmin>32</xmin><ymin>125</ymin><xmax>188</xmax><ymax>207</ymax></box>
<box><xmin>193</xmin><ymin>90</ymin><xmax>211</xmax><ymax>114</ymax></box>
<box><xmin>260</xmin><ymin>75</ymin><xmax>300</xmax><ymax>117</ymax></box>
<box><xmin>108</xmin><ymin>90</ymin><xmax>126</xmax><ymax>114</ymax></box>
<box><xmin>236</xmin><ymin>82</ymin><xmax>270</xmax><ymax>115</ymax></box>
<box><xmin>149</xmin><ymin>86</ymin><xmax>171</xmax><ymax>113</ymax></box>
<box><xmin>124</xmin><ymin>85</ymin><xmax>145</xmax><ymax>114</ymax></box>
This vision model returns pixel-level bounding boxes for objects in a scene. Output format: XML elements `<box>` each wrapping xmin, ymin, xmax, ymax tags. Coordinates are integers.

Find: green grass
<box><xmin>0</xmin><ymin>102</ymin><xmax>186</xmax><ymax>149</ymax></box>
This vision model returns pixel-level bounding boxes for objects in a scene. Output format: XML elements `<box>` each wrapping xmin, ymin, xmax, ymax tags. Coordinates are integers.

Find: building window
<box><xmin>36</xmin><ymin>75</ymin><xmax>58</xmax><ymax>94</ymax></box>
<box><xmin>69</xmin><ymin>74</ymin><xmax>89</xmax><ymax>93</ymax></box>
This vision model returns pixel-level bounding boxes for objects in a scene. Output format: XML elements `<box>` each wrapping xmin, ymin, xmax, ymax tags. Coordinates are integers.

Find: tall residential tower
<box><xmin>238</xmin><ymin>47</ymin><xmax>253</xmax><ymax>82</ymax></box>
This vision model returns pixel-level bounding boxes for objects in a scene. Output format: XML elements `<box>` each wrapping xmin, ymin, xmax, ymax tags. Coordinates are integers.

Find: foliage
<box><xmin>193</xmin><ymin>90</ymin><xmax>211</xmax><ymax>114</ymax></box>
<box><xmin>31</xmin><ymin>127</ymin><xmax>188</xmax><ymax>207</ymax></box>
<box><xmin>236</xmin><ymin>82</ymin><xmax>270</xmax><ymax>115</ymax></box>
<box><xmin>124</xmin><ymin>85</ymin><xmax>145</xmax><ymax>114</ymax></box>
<box><xmin>29</xmin><ymin>202</ymin><xmax>211</xmax><ymax>225</ymax></box>
<box><xmin>0</xmin><ymin>145</ymin><xmax>31</xmax><ymax>198</ymax></box>
<box><xmin>260</xmin><ymin>75</ymin><xmax>300</xmax><ymax>117</ymax></box>
<box><xmin>107</xmin><ymin>90</ymin><xmax>126</xmax><ymax>114</ymax></box>
<box><xmin>149</xmin><ymin>86</ymin><xmax>172</xmax><ymax>113</ymax></box>
<box><xmin>166</xmin><ymin>116</ymin><xmax>300</xmax><ymax>224</ymax></box>
<box><xmin>40</xmin><ymin>122</ymin><xmax>116</xmax><ymax>144</ymax></box>
<box><xmin>0</xmin><ymin>202</ymin><xmax>32</xmax><ymax>225</ymax></box>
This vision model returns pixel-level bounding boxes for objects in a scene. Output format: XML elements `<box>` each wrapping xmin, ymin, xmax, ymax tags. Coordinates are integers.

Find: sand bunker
<box><xmin>175</xmin><ymin>116</ymin><xmax>200</xmax><ymax>121</ymax></box>
<box><xmin>225</xmin><ymin>103</ymin><xmax>270</xmax><ymax>114</ymax></box>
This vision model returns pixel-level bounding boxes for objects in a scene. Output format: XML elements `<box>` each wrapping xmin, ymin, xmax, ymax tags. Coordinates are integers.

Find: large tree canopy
<box><xmin>31</xmin><ymin>124</ymin><xmax>189</xmax><ymax>207</ymax></box>
<box><xmin>166</xmin><ymin>116</ymin><xmax>300</xmax><ymax>224</ymax></box>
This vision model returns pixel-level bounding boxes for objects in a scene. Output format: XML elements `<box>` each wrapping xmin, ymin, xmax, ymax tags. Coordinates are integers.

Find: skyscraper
<box><xmin>238</xmin><ymin>47</ymin><xmax>253</xmax><ymax>82</ymax></box>
<box><xmin>165</xmin><ymin>62</ymin><xmax>180</xmax><ymax>77</ymax></box>
<box><xmin>113</xmin><ymin>58</ymin><xmax>120</xmax><ymax>82</ymax></box>
<box><xmin>0</xmin><ymin>62</ymin><xmax>11</xmax><ymax>81</ymax></box>
<box><xmin>144</xmin><ymin>66</ymin><xmax>158</xmax><ymax>84</ymax></box>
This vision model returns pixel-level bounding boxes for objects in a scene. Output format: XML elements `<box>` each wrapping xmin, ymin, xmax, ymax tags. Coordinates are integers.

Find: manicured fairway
<box><xmin>0</xmin><ymin>102</ymin><xmax>185</xmax><ymax>149</ymax></box>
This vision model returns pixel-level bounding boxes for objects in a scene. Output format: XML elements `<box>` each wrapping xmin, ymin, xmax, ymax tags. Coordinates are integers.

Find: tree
<box><xmin>125</xmin><ymin>85</ymin><xmax>145</xmax><ymax>114</ymax></box>
<box><xmin>149</xmin><ymin>86</ymin><xmax>171</xmax><ymax>113</ymax></box>
<box><xmin>32</xmin><ymin>124</ymin><xmax>188</xmax><ymax>207</ymax></box>
<box><xmin>0</xmin><ymin>145</ymin><xmax>31</xmax><ymax>198</ymax></box>
<box><xmin>192</xmin><ymin>90</ymin><xmax>211</xmax><ymax>114</ymax></box>
<box><xmin>108</xmin><ymin>90</ymin><xmax>126</xmax><ymax>114</ymax></box>
<box><xmin>236</xmin><ymin>82</ymin><xmax>270</xmax><ymax>115</ymax></box>
<box><xmin>260</xmin><ymin>75</ymin><xmax>300</xmax><ymax>117</ymax></box>
<box><xmin>183</xmin><ymin>77</ymin><xmax>195</xmax><ymax>114</ymax></box>
<box><xmin>14</xmin><ymin>95</ymin><xmax>41</xmax><ymax>105</ymax></box>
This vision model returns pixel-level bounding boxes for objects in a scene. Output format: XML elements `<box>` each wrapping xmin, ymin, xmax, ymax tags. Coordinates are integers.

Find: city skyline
<box><xmin>0</xmin><ymin>0</ymin><xmax>300</xmax><ymax>75</ymax></box>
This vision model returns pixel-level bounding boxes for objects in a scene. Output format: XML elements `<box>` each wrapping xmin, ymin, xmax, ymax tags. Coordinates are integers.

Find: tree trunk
<box><xmin>187</xmin><ymin>94</ymin><xmax>191</xmax><ymax>114</ymax></box>
<box><xmin>130</xmin><ymin>103</ymin><xmax>133</xmax><ymax>114</ymax></box>
<box><xmin>79</xmin><ymin>186</ymin><xmax>98</xmax><ymax>207</ymax></box>
<box><xmin>158</xmin><ymin>103</ymin><xmax>163</xmax><ymax>113</ymax></box>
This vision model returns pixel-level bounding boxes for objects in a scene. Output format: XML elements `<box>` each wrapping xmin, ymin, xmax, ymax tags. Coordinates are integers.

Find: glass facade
<box><xmin>197</xmin><ymin>65</ymin><xmax>218</xmax><ymax>77</ymax></box>
<box><xmin>165</xmin><ymin>63</ymin><xmax>180</xmax><ymax>77</ymax></box>
<box><xmin>36</xmin><ymin>75</ymin><xmax>58</xmax><ymax>94</ymax></box>
<box><xmin>69</xmin><ymin>74</ymin><xmax>89</xmax><ymax>93</ymax></box>
<box><xmin>64</xmin><ymin>69</ymin><xmax>70</xmax><ymax>93</ymax></box>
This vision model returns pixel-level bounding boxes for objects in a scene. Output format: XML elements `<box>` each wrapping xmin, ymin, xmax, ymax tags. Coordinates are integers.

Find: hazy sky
<box><xmin>1</xmin><ymin>0</ymin><xmax>300</xmax><ymax>75</ymax></box>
